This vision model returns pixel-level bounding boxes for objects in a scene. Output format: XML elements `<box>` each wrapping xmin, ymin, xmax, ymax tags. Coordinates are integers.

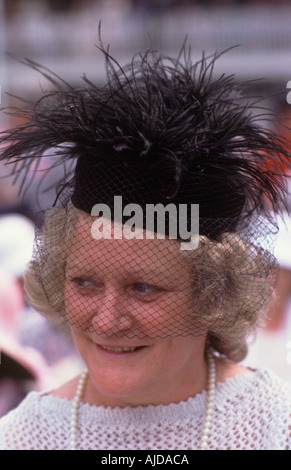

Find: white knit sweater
<box><xmin>0</xmin><ymin>369</ymin><xmax>290</xmax><ymax>450</ymax></box>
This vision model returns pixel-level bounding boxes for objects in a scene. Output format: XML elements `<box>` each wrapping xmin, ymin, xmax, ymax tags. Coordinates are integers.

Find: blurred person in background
<box><xmin>244</xmin><ymin>213</ymin><xmax>291</xmax><ymax>380</ymax></box>
<box><xmin>0</xmin><ymin>267</ymin><xmax>49</xmax><ymax>417</ymax></box>
<box><xmin>0</xmin><ymin>213</ymin><xmax>35</xmax><ymax>283</ymax></box>
<box><xmin>0</xmin><ymin>213</ymin><xmax>83</xmax><ymax>387</ymax></box>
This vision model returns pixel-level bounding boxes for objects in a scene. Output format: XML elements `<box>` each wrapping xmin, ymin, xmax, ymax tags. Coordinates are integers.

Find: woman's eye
<box><xmin>72</xmin><ymin>278</ymin><xmax>94</xmax><ymax>288</ymax></box>
<box><xmin>133</xmin><ymin>283</ymin><xmax>160</xmax><ymax>295</ymax></box>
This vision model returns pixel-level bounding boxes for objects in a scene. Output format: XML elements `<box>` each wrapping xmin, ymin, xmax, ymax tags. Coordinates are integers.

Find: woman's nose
<box><xmin>91</xmin><ymin>287</ymin><xmax>133</xmax><ymax>335</ymax></box>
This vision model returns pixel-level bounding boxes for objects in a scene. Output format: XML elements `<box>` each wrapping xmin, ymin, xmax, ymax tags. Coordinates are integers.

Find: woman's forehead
<box><xmin>67</xmin><ymin>213</ymin><xmax>190</xmax><ymax>276</ymax></box>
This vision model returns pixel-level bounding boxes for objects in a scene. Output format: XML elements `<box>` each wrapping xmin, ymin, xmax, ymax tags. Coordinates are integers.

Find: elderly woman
<box><xmin>0</xmin><ymin>46</ymin><xmax>290</xmax><ymax>450</ymax></box>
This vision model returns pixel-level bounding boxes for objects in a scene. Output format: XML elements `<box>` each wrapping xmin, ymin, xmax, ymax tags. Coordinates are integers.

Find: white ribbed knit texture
<box><xmin>0</xmin><ymin>369</ymin><xmax>290</xmax><ymax>450</ymax></box>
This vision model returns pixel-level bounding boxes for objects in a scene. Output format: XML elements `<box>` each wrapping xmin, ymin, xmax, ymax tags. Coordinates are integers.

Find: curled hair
<box><xmin>24</xmin><ymin>204</ymin><xmax>274</xmax><ymax>362</ymax></box>
<box><xmin>24</xmin><ymin>205</ymin><xmax>76</xmax><ymax>326</ymax></box>
<box><xmin>182</xmin><ymin>234</ymin><xmax>274</xmax><ymax>361</ymax></box>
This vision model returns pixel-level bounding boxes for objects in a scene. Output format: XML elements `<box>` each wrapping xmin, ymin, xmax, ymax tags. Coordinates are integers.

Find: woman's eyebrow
<box><xmin>65</xmin><ymin>262</ymin><xmax>180</xmax><ymax>284</ymax></box>
<box><xmin>125</xmin><ymin>268</ymin><xmax>179</xmax><ymax>284</ymax></box>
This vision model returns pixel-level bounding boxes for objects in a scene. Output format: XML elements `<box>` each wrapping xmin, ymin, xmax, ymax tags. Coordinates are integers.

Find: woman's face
<box><xmin>65</xmin><ymin>215</ymin><xmax>207</xmax><ymax>407</ymax></box>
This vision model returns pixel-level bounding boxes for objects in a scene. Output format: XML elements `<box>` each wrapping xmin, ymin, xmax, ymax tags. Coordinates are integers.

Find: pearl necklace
<box><xmin>200</xmin><ymin>348</ymin><xmax>216</xmax><ymax>450</ymax></box>
<box><xmin>70</xmin><ymin>369</ymin><xmax>88</xmax><ymax>450</ymax></box>
<box><xmin>69</xmin><ymin>350</ymin><xmax>216</xmax><ymax>450</ymax></box>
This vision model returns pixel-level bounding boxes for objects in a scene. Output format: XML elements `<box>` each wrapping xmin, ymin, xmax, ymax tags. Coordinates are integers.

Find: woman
<box><xmin>0</xmin><ymin>45</ymin><xmax>290</xmax><ymax>450</ymax></box>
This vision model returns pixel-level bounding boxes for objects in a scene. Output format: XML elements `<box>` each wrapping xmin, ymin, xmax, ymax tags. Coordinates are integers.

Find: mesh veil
<box><xmin>1</xmin><ymin>46</ymin><xmax>291</xmax><ymax>359</ymax></box>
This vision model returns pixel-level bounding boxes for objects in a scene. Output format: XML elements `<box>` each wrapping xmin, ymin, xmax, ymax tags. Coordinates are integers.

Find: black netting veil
<box><xmin>1</xmin><ymin>44</ymin><xmax>291</xmax><ymax>360</ymax></box>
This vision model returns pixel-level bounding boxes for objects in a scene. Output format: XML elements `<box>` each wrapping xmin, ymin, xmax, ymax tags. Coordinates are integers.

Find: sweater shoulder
<box><xmin>216</xmin><ymin>368</ymin><xmax>291</xmax><ymax>415</ymax></box>
<box><xmin>0</xmin><ymin>391</ymin><xmax>71</xmax><ymax>450</ymax></box>
<box><xmin>220</xmin><ymin>368</ymin><xmax>291</xmax><ymax>396</ymax></box>
<box><xmin>211</xmin><ymin>369</ymin><xmax>291</xmax><ymax>450</ymax></box>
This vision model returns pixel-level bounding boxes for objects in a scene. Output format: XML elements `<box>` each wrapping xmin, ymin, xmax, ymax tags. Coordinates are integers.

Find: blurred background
<box><xmin>0</xmin><ymin>0</ymin><xmax>291</xmax><ymax>415</ymax></box>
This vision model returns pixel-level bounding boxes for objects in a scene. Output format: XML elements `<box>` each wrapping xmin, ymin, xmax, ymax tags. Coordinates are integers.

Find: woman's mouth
<box><xmin>101</xmin><ymin>345</ymin><xmax>143</xmax><ymax>353</ymax></box>
<box><xmin>97</xmin><ymin>344</ymin><xmax>146</xmax><ymax>355</ymax></box>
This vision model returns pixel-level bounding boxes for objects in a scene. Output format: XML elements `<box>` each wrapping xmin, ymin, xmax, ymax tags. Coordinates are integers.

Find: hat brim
<box><xmin>0</xmin><ymin>333</ymin><xmax>38</xmax><ymax>380</ymax></box>
<box><xmin>0</xmin><ymin>351</ymin><xmax>35</xmax><ymax>380</ymax></box>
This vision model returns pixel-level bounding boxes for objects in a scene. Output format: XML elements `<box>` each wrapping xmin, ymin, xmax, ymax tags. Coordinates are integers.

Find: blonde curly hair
<box><xmin>181</xmin><ymin>234</ymin><xmax>274</xmax><ymax>361</ymax></box>
<box><xmin>24</xmin><ymin>203</ymin><xmax>274</xmax><ymax>363</ymax></box>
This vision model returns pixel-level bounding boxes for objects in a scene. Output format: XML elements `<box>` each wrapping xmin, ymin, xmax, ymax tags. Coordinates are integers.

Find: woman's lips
<box><xmin>101</xmin><ymin>345</ymin><xmax>143</xmax><ymax>353</ymax></box>
<box><xmin>96</xmin><ymin>344</ymin><xmax>146</xmax><ymax>356</ymax></box>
